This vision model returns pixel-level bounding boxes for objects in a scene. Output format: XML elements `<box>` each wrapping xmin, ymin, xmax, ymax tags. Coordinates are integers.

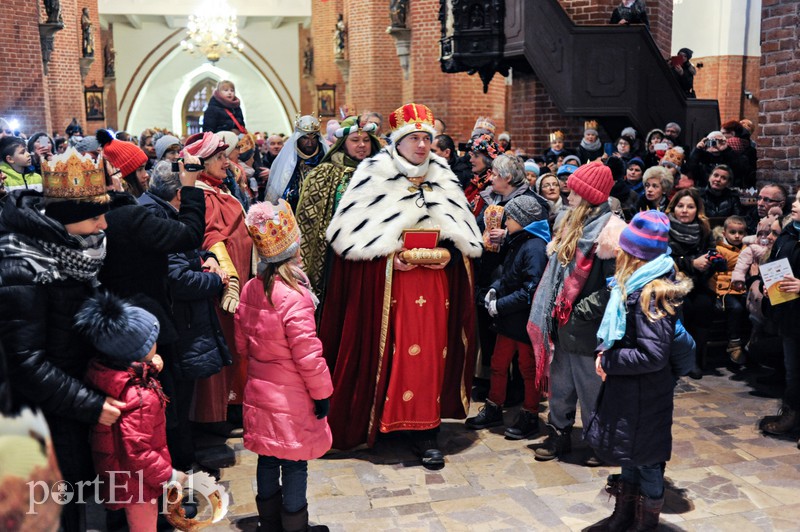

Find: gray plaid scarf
<box><xmin>0</xmin><ymin>232</ymin><xmax>106</xmax><ymax>286</ymax></box>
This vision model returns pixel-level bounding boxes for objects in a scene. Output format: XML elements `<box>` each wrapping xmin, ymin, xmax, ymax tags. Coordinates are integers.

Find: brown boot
<box><xmin>629</xmin><ymin>495</ymin><xmax>664</xmax><ymax>531</ymax></box>
<box><xmin>582</xmin><ymin>479</ymin><xmax>638</xmax><ymax>531</ymax></box>
<box><xmin>256</xmin><ymin>490</ymin><xmax>282</xmax><ymax>532</ymax></box>
<box><xmin>281</xmin><ymin>504</ymin><xmax>329</xmax><ymax>532</ymax></box>
<box><xmin>759</xmin><ymin>404</ymin><xmax>800</xmax><ymax>435</ymax></box>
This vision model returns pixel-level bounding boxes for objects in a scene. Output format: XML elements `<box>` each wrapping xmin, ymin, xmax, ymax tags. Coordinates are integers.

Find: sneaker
<box><xmin>583</xmin><ymin>450</ymin><xmax>604</xmax><ymax>467</ymax></box>
<box><xmin>728</xmin><ymin>339</ymin><xmax>745</xmax><ymax>365</ymax></box>
<box><xmin>504</xmin><ymin>409</ymin><xmax>540</xmax><ymax>440</ymax></box>
<box><xmin>465</xmin><ymin>400</ymin><xmax>503</xmax><ymax>430</ymax></box>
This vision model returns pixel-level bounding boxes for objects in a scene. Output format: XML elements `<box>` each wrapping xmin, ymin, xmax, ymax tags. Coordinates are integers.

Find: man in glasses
<box><xmin>745</xmin><ymin>182</ymin><xmax>788</xmax><ymax>233</ymax></box>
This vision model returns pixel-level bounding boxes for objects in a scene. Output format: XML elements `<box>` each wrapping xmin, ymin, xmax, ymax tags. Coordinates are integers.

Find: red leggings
<box><xmin>488</xmin><ymin>334</ymin><xmax>540</xmax><ymax>412</ymax></box>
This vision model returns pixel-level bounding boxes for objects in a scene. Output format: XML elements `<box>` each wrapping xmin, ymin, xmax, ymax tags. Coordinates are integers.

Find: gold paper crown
<box><xmin>549</xmin><ymin>130</ymin><xmax>565</xmax><ymax>143</ymax></box>
<box><xmin>245</xmin><ymin>200</ymin><xmax>301</xmax><ymax>262</ymax></box>
<box><xmin>41</xmin><ymin>147</ymin><xmax>106</xmax><ymax>199</ymax></box>
<box><xmin>294</xmin><ymin>114</ymin><xmax>321</xmax><ymax>134</ymax></box>
<box><xmin>584</xmin><ymin>120</ymin><xmax>599</xmax><ymax>132</ymax></box>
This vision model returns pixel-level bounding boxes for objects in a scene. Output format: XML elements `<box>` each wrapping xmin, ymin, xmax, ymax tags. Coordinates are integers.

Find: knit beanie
<box><xmin>96</xmin><ymin>129</ymin><xmax>148</xmax><ymax>177</ymax></box>
<box><xmin>74</xmin><ymin>136</ymin><xmax>100</xmax><ymax>155</ymax></box>
<box><xmin>567</xmin><ymin>160</ymin><xmax>614</xmax><ymax>205</ymax></box>
<box><xmin>524</xmin><ymin>159</ymin><xmax>540</xmax><ymax>177</ymax></box>
<box><xmin>75</xmin><ymin>292</ymin><xmax>160</xmax><ymax>365</ymax></box>
<box><xmin>627</xmin><ymin>157</ymin><xmax>645</xmax><ymax>171</ymax></box>
<box><xmin>154</xmin><ymin>135</ymin><xmax>181</xmax><ymax>161</ymax></box>
<box><xmin>563</xmin><ymin>154</ymin><xmax>581</xmax><ymax>167</ymax></box>
<box><xmin>217</xmin><ymin>131</ymin><xmax>239</xmax><ymax>157</ymax></box>
<box><xmin>619</xmin><ymin>210</ymin><xmax>671</xmax><ymax>260</ymax></box>
<box><xmin>504</xmin><ymin>195</ymin><xmax>546</xmax><ymax>228</ymax></box>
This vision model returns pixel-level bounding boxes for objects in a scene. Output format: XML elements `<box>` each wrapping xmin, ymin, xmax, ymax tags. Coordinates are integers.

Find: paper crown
<box><xmin>245</xmin><ymin>200</ymin><xmax>301</xmax><ymax>263</ymax></box>
<box><xmin>584</xmin><ymin>120</ymin><xmax>599</xmax><ymax>133</ymax></box>
<box><xmin>294</xmin><ymin>114</ymin><xmax>321</xmax><ymax>134</ymax></box>
<box><xmin>549</xmin><ymin>130</ymin><xmax>565</xmax><ymax>143</ymax></box>
<box><xmin>472</xmin><ymin>117</ymin><xmax>497</xmax><ymax>136</ymax></box>
<box><xmin>42</xmin><ymin>147</ymin><xmax>107</xmax><ymax>199</ymax></box>
<box><xmin>236</xmin><ymin>133</ymin><xmax>256</xmax><ymax>153</ymax></box>
<box><xmin>388</xmin><ymin>103</ymin><xmax>437</xmax><ymax>143</ymax></box>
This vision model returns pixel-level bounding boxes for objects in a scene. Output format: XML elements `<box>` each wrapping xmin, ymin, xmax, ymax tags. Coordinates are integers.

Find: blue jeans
<box><xmin>621</xmin><ymin>463</ymin><xmax>665</xmax><ymax>499</ymax></box>
<box><xmin>256</xmin><ymin>455</ymin><xmax>308</xmax><ymax>513</ymax></box>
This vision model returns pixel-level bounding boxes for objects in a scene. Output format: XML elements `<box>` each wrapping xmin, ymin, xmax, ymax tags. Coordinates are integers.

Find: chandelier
<box><xmin>180</xmin><ymin>2</ymin><xmax>244</xmax><ymax>64</ymax></box>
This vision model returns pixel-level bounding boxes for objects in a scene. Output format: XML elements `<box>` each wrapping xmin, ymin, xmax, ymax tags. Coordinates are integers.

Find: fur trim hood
<box><xmin>326</xmin><ymin>148</ymin><xmax>483</xmax><ymax>260</ymax></box>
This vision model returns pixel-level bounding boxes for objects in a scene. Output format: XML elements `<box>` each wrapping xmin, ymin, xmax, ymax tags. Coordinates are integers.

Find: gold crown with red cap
<box><xmin>388</xmin><ymin>103</ymin><xmax>437</xmax><ymax>144</ymax></box>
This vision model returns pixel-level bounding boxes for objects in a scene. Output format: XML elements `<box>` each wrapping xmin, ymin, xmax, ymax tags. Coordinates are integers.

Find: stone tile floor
<box><xmin>89</xmin><ymin>360</ymin><xmax>800</xmax><ymax>531</ymax></box>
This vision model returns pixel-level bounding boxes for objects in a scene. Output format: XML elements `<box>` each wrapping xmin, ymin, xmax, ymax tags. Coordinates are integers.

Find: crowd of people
<box><xmin>1</xmin><ymin>75</ymin><xmax>798</xmax><ymax>532</ymax></box>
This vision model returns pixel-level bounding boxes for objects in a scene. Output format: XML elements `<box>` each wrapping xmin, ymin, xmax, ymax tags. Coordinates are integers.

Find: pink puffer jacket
<box><xmin>234</xmin><ymin>275</ymin><xmax>333</xmax><ymax>461</ymax></box>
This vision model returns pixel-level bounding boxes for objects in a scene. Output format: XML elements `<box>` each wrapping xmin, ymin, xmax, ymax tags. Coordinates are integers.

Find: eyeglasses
<box><xmin>757</xmin><ymin>196</ymin><xmax>782</xmax><ymax>204</ymax></box>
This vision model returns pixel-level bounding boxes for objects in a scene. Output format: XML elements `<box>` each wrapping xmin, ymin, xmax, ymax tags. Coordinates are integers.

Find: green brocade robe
<box><xmin>295</xmin><ymin>151</ymin><xmax>358</xmax><ymax>299</ymax></box>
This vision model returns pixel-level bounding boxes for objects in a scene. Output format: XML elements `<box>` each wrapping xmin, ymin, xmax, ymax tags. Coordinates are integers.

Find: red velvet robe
<box><xmin>192</xmin><ymin>177</ymin><xmax>253</xmax><ymax>422</ymax></box>
<box><xmin>319</xmin><ymin>252</ymin><xmax>477</xmax><ymax>450</ymax></box>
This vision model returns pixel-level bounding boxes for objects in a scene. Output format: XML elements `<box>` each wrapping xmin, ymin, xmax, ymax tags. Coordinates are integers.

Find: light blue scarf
<box><xmin>596</xmin><ymin>253</ymin><xmax>675</xmax><ymax>350</ymax></box>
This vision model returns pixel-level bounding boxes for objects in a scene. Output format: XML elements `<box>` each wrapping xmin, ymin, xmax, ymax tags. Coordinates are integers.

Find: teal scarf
<box><xmin>596</xmin><ymin>253</ymin><xmax>675</xmax><ymax>350</ymax></box>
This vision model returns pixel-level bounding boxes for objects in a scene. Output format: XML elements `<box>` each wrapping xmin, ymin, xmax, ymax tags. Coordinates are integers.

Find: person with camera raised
<box><xmin>687</xmin><ymin>130</ymin><xmax>745</xmax><ymax>188</ymax></box>
<box><xmin>666</xmin><ymin>188</ymin><xmax>714</xmax><ymax>378</ymax></box>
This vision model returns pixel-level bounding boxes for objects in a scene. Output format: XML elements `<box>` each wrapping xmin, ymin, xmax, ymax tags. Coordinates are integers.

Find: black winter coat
<box><xmin>0</xmin><ymin>191</ymin><xmax>105</xmax><ymax>424</ymax></box>
<box><xmin>489</xmin><ymin>229</ymin><xmax>548</xmax><ymax>343</ymax></box>
<box><xmin>202</xmin><ymin>95</ymin><xmax>246</xmax><ymax>133</ymax></box>
<box><xmin>687</xmin><ymin>147</ymin><xmax>745</xmax><ymax>188</ymax></box>
<box><xmin>764</xmin><ymin>223</ymin><xmax>800</xmax><ymax>339</ymax></box>
<box><xmin>99</xmin><ymin>189</ymin><xmax>205</xmax><ymax>345</ymax></box>
<box><xmin>167</xmin><ymin>250</ymin><xmax>232</xmax><ymax>380</ymax></box>
<box><xmin>668</xmin><ymin>230</ymin><xmax>714</xmax><ymax>290</ymax></box>
<box><xmin>700</xmin><ymin>187</ymin><xmax>742</xmax><ymax>220</ymax></box>
<box><xmin>585</xmin><ymin>285</ymin><xmax>676</xmax><ymax>466</ymax></box>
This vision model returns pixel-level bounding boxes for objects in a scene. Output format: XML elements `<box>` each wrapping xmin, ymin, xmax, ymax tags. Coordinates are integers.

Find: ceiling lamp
<box><xmin>180</xmin><ymin>1</ymin><xmax>244</xmax><ymax>64</ymax></box>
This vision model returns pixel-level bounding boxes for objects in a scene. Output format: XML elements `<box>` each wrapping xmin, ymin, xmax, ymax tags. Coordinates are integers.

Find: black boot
<box><xmin>256</xmin><ymin>490</ymin><xmax>282</xmax><ymax>532</ymax></box>
<box><xmin>465</xmin><ymin>400</ymin><xmax>504</xmax><ymax>430</ymax></box>
<box><xmin>504</xmin><ymin>409</ymin><xmax>539</xmax><ymax>439</ymax></box>
<box><xmin>534</xmin><ymin>424</ymin><xmax>571</xmax><ymax>461</ymax></box>
<box><xmin>759</xmin><ymin>404</ymin><xmax>800</xmax><ymax>435</ymax></box>
<box><xmin>411</xmin><ymin>435</ymin><xmax>445</xmax><ymax>470</ymax></box>
<box><xmin>582</xmin><ymin>479</ymin><xmax>638</xmax><ymax>532</ymax></box>
<box><xmin>629</xmin><ymin>495</ymin><xmax>664</xmax><ymax>531</ymax></box>
<box><xmin>281</xmin><ymin>504</ymin><xmax>328</xmax><ymax>532</ymax></box>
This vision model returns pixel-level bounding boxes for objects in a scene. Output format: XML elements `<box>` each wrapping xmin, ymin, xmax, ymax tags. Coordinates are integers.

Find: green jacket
<box><xmin>0</xmin><ymin>162</ymin><xmax>42</xmax><ymax>192</ymax></box>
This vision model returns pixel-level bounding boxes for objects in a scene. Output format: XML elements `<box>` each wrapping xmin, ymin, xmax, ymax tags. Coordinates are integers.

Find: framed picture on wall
<box><xmin>317</xmin><ymin>84</ymin><xmax>336</xmax><ymax>117</ymax></box>
<box><xmin>84</xmin><ymin>84</ymin><xmax>105</xmax><ymax>121</ymax></box>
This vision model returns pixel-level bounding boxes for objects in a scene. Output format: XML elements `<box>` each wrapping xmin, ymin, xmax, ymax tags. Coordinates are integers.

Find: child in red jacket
<box><xmin>78</xmin><ymin>293</ymin><xmax>187</xmax><ymax>532</ymax></box>
<box><xmin>237</xmin><ymin>200</ymin><xmax>333</xmax><ymax>532</ymax></box>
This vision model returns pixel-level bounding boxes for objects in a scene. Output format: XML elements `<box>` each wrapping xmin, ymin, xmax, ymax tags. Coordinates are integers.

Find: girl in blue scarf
<box><xmin>584</xmin><ymin>211</ymin><xmax>692</xmax><ymax>531</ymax></box>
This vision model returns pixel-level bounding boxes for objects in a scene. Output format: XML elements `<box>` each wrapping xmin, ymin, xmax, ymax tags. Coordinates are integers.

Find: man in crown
<box><xmin>265</xmin><ymin>114</ymin><xmax>329</xmax><ymax>211</ymax></box>
<box><xmin>319</xmin><ymin>103</ymin><xmax>482</xmax><ymax>469</ymax></box>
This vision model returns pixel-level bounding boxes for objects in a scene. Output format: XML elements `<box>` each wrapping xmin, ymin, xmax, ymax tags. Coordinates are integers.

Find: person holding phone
<box><xmin>27</xmin><ymin>132</ymin><xmax>54</xmax><ymax>174</ymax></box>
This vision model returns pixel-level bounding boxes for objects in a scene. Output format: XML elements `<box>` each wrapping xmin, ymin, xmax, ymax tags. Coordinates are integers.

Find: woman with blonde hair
<box><xmin>527</xmin><ymin>161</ymin><xmax>625</xmax><ymax>465</ymax></box>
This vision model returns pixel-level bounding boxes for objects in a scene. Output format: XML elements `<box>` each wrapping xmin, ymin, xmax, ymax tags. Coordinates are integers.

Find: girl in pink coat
<box><xmin>236</xmin><ymin>199</ymin><xmax>333</xmax><ymax>532</ymax></box>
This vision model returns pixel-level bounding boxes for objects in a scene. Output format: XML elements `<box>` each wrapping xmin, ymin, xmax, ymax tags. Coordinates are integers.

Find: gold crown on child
<box><xmin>245</xmin><ymin>199</ymin><xmax>301</xmax><ymax>262</ymax></box>
<box><xmin>41</xmin><ymin>147</ymin><xmax>107</xmax><ymax>199</ymax></box>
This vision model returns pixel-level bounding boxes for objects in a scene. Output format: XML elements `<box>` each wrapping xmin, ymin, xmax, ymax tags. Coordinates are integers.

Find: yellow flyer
<box><xmin>760</xmin><ymin>258</ymin><xmax>800</xmax><ymax>305</ymax></box>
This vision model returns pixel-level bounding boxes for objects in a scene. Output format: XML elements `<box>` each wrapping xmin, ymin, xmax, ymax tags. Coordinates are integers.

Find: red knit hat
<box><xmin>567</xmin><ymin>160</ymin><xmax>614</xmax><ymax>205</ymax></box>
<box><xmin>96</xmin><ymin>129</ymin><xmax>148</xmax><ymax>177</ymax></box>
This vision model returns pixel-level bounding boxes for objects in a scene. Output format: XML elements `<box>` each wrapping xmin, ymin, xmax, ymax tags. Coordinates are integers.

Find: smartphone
<box><xmin>603</xmin><ymin>142</ymin><xmax>614</xmax><ymax>156</ymax></box>
<box><xmin>36</xmin><ymin>136</ymin><xmax>52</xmax><ymax>150</ymax></box>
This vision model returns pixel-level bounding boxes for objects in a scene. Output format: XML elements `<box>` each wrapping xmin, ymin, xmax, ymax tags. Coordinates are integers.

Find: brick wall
<box><xmin>408</xmin><ymin>0</ymin><xmax>505</xmax><ymax>144</ymax></box>
<box><xmin>311</xmin><ymin>0</ymin><xmax>345</xmax><ymax>117</ymax></box>
<box><xmin>560</xmin><ymin>0</ymin><xmax>672</xmax><ymax>56</ymax></box>
<box><xmin>0</xmin><ymin>0</ymin><xmax>52</xmax><ymax>135</ymax></box>
<box><xmin>757</xmin><ymin>0</ymin><xmax>800</xmax><ymax>188</ymax></box>
<box><xmin>693</xmin><ymin>55</ymin><xmax>760</xmax><ymax>135</ymax></box>
<box><xmin>79</xmin><ymin>0</ymin><xmax>105</xmax><ymax>130</ymax></box>
<box><xmin>48</xmin><ymin>0</ymin><xmax>88</xmax><ymax>136</ymax></box>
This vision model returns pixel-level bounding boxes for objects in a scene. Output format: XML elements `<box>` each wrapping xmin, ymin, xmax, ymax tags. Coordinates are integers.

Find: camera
<box><xmin>704</xmin><ymin>138</ymin><xmax>719</xmax><ymax>149</ymax></box>
<box><xmin>706</xmin><ymin>250</ymin><xmax>728</xmax><ymax>273</ymax></box>
<box><xmin>172</xmin><ymin>159</ymin><xmax>204</xmax><ymax>173</ymax></box>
